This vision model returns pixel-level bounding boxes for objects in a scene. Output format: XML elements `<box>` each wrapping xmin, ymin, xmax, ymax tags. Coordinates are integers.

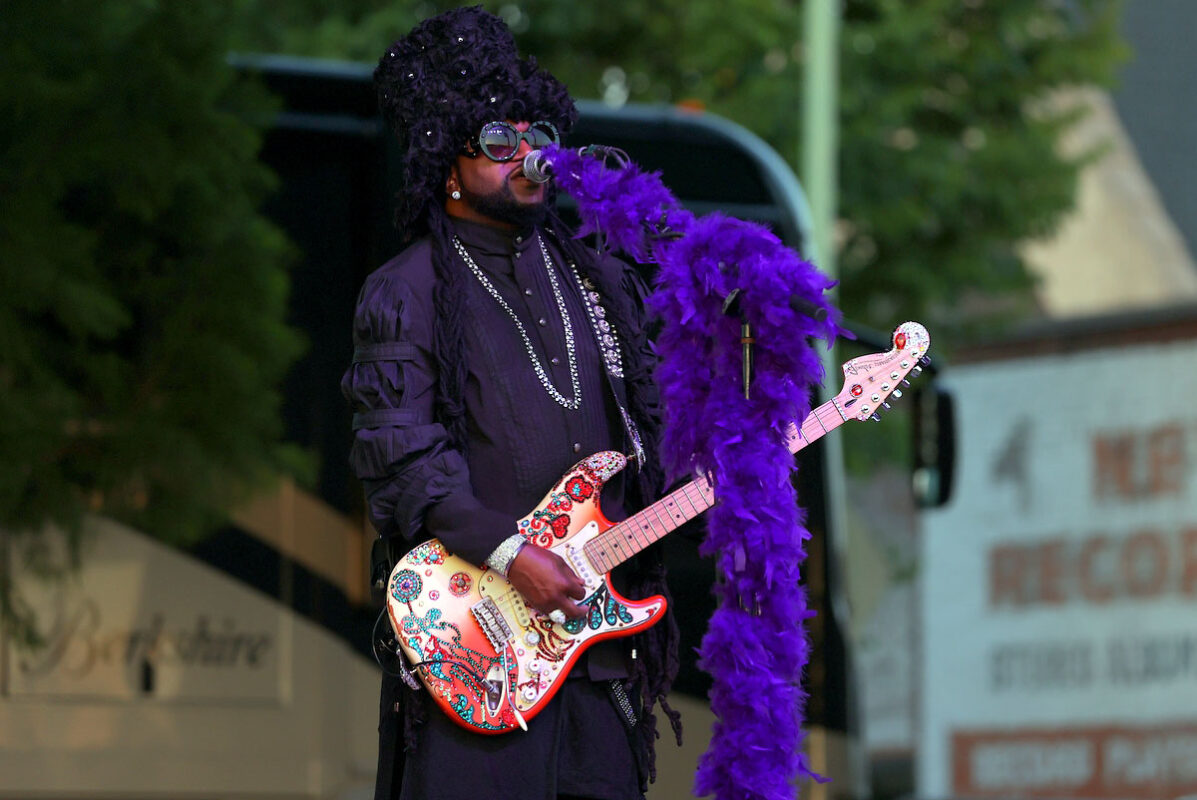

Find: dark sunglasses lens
<box><xmin>479</xmin><ymin>123</ymin><xmax>518</xmax><ymax>160</ymax></box>
<box><xmin>527</xmin><ymin>122</ymin><xmax>559</xmax><ymax>147</ymax></box>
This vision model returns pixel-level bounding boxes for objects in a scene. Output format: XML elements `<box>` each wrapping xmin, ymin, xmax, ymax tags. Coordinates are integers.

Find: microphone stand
<box><xmin>720</xmin><ymin>288</ymin><xmax>828</xmax><ymax>400</ymax></box>
<box><xmin>720</xmin><ymin>290</ymin><xmax>753</xmax><ymax>400</ymax></box>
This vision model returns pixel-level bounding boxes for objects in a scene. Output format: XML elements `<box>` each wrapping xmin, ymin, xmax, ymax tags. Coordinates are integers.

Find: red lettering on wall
<box><xmin>1182</xmin><ymin>528</ymin><xmax>1197</xmax><ymax>596</ymax></box>
<box><xmin>1078</xmin><ymin>536</ymin><xmax>1114</xmax><ymax>604</ymax></box>
<box><xmin>1121</xmin><ymin>531</ymin><xmax>1168</xmax><ymax>598</ymax></box>
<box><xmin>1093</xmin><ymin>423</ymin><xmax>1188</xmax><ymax>501</ymax></box>
<box><xmin>1094</xmin><ymin>433</ymin><xmax>1136</xmax><ymax>499</ymax></box>
<box><xmin>1039</xmin><ymin>541</ymin><xmax>1067</xmax><ymax>605</ymax></box>
<box><xmin>953</xmin><ymin>724</ymin><xmax>1197</xmax><ymax>798</ymax></box>
<box><xmin>991</xmin><ymin>545</ymin><xmax>1030</xmax><ymax>606</ymax></box>
<box><xmin>1148</xmin><ymin>424</ymin><xmax>1185</xmax><ymax>496</ymax></box>
<box><xmin>989</xmin><ymin>528</ymin><xmax>1197</xmax><ymax>609</ymax></box>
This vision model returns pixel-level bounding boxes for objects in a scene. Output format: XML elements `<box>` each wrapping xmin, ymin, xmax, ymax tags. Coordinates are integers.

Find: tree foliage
<box><xmin>0</xmin><ymin>0</ymin><xmax>306</xmax><ymax>644</ymax></box>
<box><xmin>234</xmin><ymin>0</ymin><xmax>1127</xmax><ymax>339</ymax></box>
<box><xmin>837</xmin><ymin>0</ymin><xmax>1125</xmax><ymax>335</ymax></box>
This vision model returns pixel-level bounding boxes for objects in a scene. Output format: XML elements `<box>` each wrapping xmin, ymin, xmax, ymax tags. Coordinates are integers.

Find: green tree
<box><xmin>234</xmin><ymin>0</ymin><xmax>1126</xmax><ymax>338</ymax></box>
<box><xmin>837</xmin><ymin>0</ymin><xmax>1125</xmax><ymax>335</ymax></box>
<box><xmin>0</xmin><ymin>0</ymin><xmax>306</xmax><ymax>645</ymax></box>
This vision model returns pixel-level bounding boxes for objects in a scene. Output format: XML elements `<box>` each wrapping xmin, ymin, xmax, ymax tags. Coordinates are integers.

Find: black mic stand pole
<box><xmin>721</xmin><ymin>289</ymin><xmax>754</xmax><ymax>400</ymax></box>
<box><xmin>721</xmin><ymin>288</ymin><xmax>827</xmax><ymax>401</ymax></box>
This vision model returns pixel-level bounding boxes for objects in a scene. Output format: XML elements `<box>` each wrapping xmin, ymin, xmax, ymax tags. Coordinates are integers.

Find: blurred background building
<box><xmin>911</xmin><ymin>3</ymin><xmax>1197</xmax><ymax>797</ymax></box>
<box><xmin>858</xmin><ymin>2</ymin><xmax>1197</xmax><ymax>797</ymax></box>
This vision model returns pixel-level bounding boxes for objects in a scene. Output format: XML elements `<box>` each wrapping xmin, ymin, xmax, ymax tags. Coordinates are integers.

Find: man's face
<box><xmin>447</xmin><ymin>120</ymin><xmax>548</xmax><ymax>229</ymax></box>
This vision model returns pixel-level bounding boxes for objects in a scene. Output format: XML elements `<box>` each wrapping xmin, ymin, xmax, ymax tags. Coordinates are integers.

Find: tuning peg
<box><xmin>901</xmin><ymin>379</ymin><xmax>910</xmax><ymax>387</ymax></box>
<box><xmin>893</xmin><ymin>389</ymin><xmax>903</xmax><ymax>399</ymax></box>
<box><xmin>870</xmin><ymin>413</ymin><xmax>881</xmax><ymax>422</ymax></box>
<box><xmin>882</xmin><ymin>402</ymin><xmax>891</xmax><ymax>410</ymax></box>
<box><xmin>919</xmin><ymin>356</ymin><xmax>931</xmax><ymax>366</ymax></box>
<box><xmin>911</xmin><ymin>366</ymin><xmax>923</xmax><ymax>376</ymax></box>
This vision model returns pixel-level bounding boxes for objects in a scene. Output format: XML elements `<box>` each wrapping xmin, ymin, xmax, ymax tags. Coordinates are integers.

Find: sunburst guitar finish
<box><xmin>386</xmin><ymin>320</ymin><xmax>932</xmax><ymax>735</ymax></box>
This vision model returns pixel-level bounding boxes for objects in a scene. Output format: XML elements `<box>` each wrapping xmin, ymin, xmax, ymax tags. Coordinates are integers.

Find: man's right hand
<box><xmin>506</xmin><ymin>545</ymin><xmax>589</xmax><ymax>620</ymax></box>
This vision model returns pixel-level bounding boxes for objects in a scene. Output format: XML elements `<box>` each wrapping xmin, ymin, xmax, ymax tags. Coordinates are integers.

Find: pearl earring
<box><xmin>450</xmin><ymin>189</ymin><xmax>462</xmax><ymax>200</ymax></box>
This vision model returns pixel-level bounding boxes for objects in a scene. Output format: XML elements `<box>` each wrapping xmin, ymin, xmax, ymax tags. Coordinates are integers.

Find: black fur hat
<box><xmin>375</xmin><ymin>6</ymin><xmax>578</xmax><ymax>234</ymax></box>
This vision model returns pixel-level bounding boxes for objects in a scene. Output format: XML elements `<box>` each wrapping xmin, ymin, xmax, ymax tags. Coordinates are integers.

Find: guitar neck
<box><xmin>582</xmin><ymin>397</ymin><xmax>848</xmax><ymax>573</ymax></box>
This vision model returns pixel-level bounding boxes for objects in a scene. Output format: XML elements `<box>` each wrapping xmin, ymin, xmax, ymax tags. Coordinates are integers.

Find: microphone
<box><xmin>789</xmin><ymin>294</ymin><xmax>828</xmax><ymax>322</ymax></box>
<box><xmin>522</xmin><ymin>150</ymin><xmax>553</xmax><ymax>184</ymax></box>
<box><xmin>721</xmin><ymin>287</ymin><xmax>828</xmax><ymax>322</ymax></box>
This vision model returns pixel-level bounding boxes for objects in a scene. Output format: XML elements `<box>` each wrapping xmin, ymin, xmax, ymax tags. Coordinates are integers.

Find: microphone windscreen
<box><xmin>522</xmin><ymin>150</ymin><xmax>553</xmax><ymax>184</ymax></box>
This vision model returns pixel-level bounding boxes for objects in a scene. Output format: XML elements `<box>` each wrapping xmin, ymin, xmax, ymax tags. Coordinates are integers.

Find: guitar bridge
<box><xmin>470</xmin><ymin>597</ymin><xmax>515</xmax><ymax>652</ymax></box>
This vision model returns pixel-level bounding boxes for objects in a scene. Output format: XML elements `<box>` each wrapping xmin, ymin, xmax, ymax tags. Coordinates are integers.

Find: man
<box><xmin>341</xmin><ymin>8</ymin><xmax>679</xmax><ymax>800</ymax></box>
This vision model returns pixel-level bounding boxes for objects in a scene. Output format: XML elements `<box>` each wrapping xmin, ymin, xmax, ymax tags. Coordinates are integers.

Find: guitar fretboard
<box><xmin>582</xmin><ymin>396</ymin><xmax>849</xmax><ymax>574</ymax></box>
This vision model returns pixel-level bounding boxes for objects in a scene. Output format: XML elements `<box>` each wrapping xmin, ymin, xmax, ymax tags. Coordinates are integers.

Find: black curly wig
<box><xmin>375</xmin><ymin>6</ymin><xmax>578</xmax><ymax>236</ymax></box>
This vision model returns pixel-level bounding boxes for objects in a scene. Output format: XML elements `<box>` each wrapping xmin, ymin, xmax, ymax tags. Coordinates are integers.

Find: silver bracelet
<box><xmin>485</xmin><ymin>533</ymin><xmax>527</xmax><ymax>577</ymax></box>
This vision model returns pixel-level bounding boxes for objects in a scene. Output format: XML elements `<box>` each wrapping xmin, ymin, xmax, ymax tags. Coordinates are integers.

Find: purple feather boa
<box><xmin>548</xmin><ymin>146</ymin><xmax>842</xmax><ymax>798</ymax></box>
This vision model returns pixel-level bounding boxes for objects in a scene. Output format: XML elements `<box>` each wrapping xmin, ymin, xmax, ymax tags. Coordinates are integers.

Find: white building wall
<box><xmin>1023</xmin><ymin>89</ymin><xmax>1197</xmax><ymax>317</ymax></box>
<box><xmin>1</xmin><ymin>517</ymin><xmax>379</xmax><ymax>799</ymax></box>
<box><xmin>919</xmin><ymin>338</ymin><xmax>1197</xmax><ymax>798</ymax></box>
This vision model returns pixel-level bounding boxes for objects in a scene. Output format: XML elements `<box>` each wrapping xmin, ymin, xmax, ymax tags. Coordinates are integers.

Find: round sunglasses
<box><xmin>466</xmin><ymin>120</ymin><xmax>560</xmax><ymax>162</ymax></box>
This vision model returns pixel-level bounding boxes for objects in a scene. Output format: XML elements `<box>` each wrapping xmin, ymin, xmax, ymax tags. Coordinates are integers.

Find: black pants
<box><xmin>385</xmin><ymin>678</ymin><xmax>643</xmax><ymax>800</ymax></box>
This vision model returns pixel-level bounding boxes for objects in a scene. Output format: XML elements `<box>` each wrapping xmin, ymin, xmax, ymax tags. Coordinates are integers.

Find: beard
<box><xmin>460</xmin><ymin>178</ymin><xmax>547</xmax><ymax>228</ymax></box>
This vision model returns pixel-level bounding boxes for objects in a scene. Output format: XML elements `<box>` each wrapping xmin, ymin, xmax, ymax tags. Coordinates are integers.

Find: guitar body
<box><xmin>385</xmin><ymin>451</ymin><xmax>666</xmax><ymax>734</ymax></box>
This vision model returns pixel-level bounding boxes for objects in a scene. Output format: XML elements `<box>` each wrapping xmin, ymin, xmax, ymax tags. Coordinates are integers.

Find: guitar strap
<box><xmin>546</xmin><ymin>227</ymin><xmax>646</xmax><ymax>470</ymax></box>
<box><xmin>608</xmin><ymin>677</ymin><xmax>640</xmax><ymax>730</ymax></box>
<box><xmin>579</xmin><ymin>269</ymin><xmax>646</xmax><ymax>469</ymax></box>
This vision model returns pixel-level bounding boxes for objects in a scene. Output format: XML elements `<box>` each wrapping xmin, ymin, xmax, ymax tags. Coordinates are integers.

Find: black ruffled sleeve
<box><xmin>340</xmin><ymin>252</ymin><xmax>516</xmax><ymax>565</ymax></box>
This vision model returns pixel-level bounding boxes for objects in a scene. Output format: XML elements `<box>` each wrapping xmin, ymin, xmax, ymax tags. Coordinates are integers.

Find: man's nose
<box><xmin>515</xmin><ymin>131</ymin><xmax>535</xmax><ymax>157</ymax></box>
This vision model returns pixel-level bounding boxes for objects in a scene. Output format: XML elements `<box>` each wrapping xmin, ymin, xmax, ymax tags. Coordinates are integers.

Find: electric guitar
<box><xmin>385</xmin><ymin>321</ymin><xmax>930</xmax><ymax>733</ymax></box>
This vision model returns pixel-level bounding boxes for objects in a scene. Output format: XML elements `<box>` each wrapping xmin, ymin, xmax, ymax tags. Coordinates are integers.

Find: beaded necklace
<box><xmin>452</xmin><ymin>234</ymin><xmax>582</xmax><ymax>411</ymax></box>
<box><xmin>567</xmin><ymin>268</ymin><xmax>623</xmax><ymax>379</ymax></box>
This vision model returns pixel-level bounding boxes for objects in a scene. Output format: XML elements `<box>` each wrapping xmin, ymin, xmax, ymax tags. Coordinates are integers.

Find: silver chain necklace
<box><xmin>453</xmin><ymin>234</ymin><xmax>582</xmax><ymax>411</ymax></box>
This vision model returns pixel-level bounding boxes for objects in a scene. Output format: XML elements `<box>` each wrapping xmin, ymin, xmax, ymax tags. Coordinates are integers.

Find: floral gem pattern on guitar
<box><xmin>389</xmin><ymin>541</ymin><xmax>519</xmax><ymax>731</ymax></box>
<box><xmin>520</xmin><ymin>451</ymin><xmax>625</xmax><ymax>548</ymax></box>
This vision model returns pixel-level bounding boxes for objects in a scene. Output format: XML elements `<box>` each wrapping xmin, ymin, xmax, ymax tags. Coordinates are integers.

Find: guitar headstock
<box><xmin>832</xmin><ymin>321</ymin><xmax>931</xmax><ymax>422</ymax></box>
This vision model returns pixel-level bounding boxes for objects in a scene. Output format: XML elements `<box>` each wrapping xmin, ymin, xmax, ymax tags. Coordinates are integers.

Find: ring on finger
<box><xmin>549</xmin><ymin>609</ymin><xmax>567</xmax><ymax>625</ymax></box>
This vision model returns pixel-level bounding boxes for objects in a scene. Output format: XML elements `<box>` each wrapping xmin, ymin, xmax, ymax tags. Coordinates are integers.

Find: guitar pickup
<box><xmin>470</xmin><ymin>597</ymin><xmax>515</xmax><ymax>651</ymax></box>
